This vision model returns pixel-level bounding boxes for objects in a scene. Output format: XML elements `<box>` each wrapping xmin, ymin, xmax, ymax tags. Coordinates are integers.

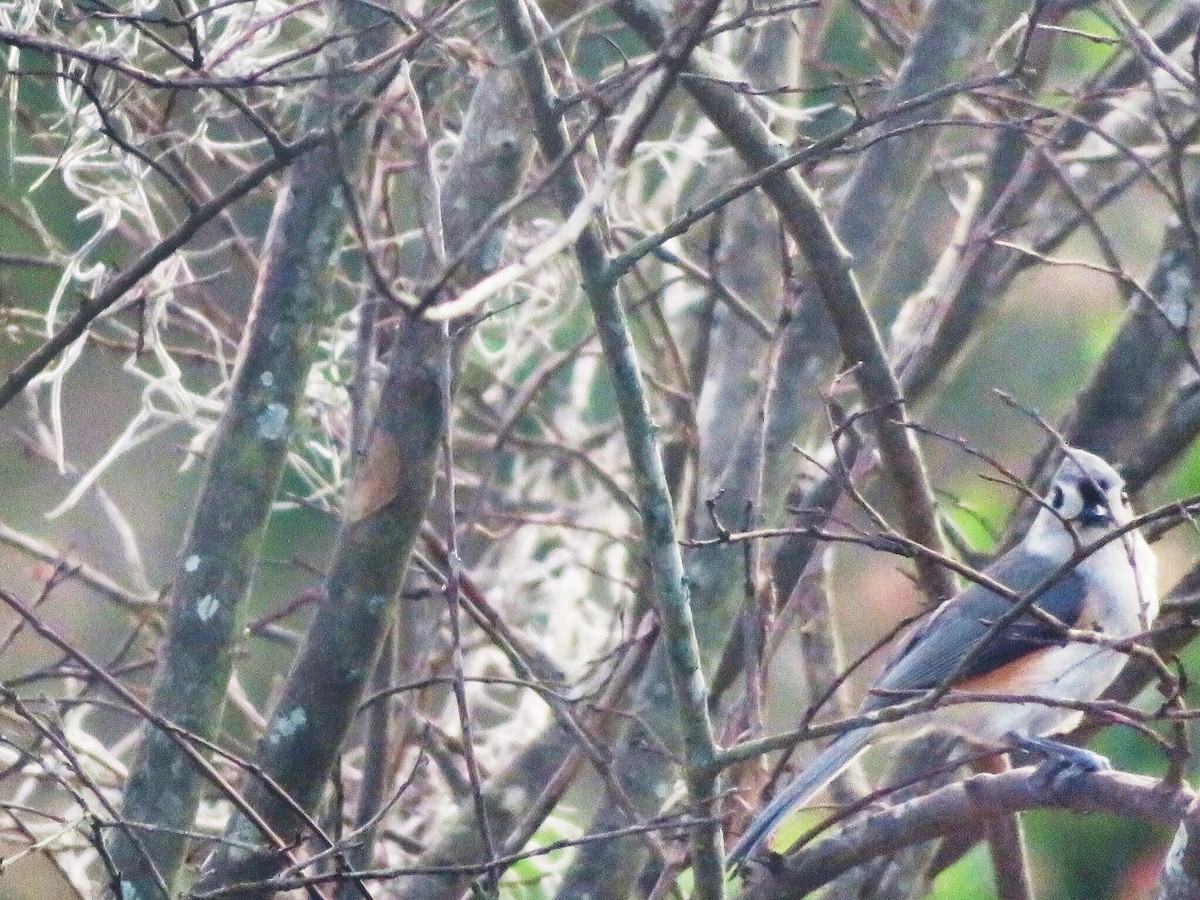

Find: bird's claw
<box><xmin>1008</xmin><ymin>733</ymin><xmax>1111</xmax><ymax>793</ymax></box>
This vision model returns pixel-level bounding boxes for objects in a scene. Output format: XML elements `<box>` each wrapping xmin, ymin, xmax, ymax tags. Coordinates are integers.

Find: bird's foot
<box><xmin>1007</xmin><ymin>732</ymin><xmax>1111</xmax><ymax>792</ymax></box>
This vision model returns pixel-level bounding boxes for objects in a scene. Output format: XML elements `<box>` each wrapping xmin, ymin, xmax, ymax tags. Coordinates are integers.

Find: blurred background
<box><xmin>0</xmin><ymin>0</ymin><xmax>1198</xmax><ymax>898</ymax></box>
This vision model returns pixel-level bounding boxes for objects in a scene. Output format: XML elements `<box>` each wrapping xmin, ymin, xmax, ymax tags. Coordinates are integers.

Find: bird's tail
<box><xmin>727</xmin><ymin>728</ymin><xmax>872</xmax><ymax>869</ymax></box>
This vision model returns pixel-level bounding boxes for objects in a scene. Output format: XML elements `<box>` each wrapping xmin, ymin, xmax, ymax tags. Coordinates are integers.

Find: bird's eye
<box><xmin>1052</xmin><ymin>486</ymin><xmax>1064</xmax><ymax>509</ymax></box>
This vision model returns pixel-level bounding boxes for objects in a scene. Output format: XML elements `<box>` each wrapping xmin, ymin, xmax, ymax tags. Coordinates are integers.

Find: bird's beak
<box><xmin>1078</xmin><ymin>500</ymin><xmax>1113</xmax><ymax>527</ymax></box>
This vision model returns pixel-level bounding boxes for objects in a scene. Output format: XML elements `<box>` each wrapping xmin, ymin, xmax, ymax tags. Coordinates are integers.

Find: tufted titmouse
<box><xmin>729</xmin><ymin>448</ymin><xmax>1158</xmax><ymax>867</ymax></box>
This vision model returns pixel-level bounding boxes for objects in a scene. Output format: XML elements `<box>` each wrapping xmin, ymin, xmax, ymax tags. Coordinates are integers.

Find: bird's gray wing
<box><xmin>867</xmin><ymin>550</ymin><xmax>1087</xmax><ymax>709</ymax></box>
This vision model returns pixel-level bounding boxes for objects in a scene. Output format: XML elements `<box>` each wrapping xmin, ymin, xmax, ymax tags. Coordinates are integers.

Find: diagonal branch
<box><xmin>615</xmin><ymin>0</ymin><xmax>953</xmax><ymax>604</ymax></box>
<box><xmin>0</xmin><ymin>133</ymin><xmax>320</xmax><ymax>416</ymax></box>
<box><xmin>495</xmin><ymin>0</ymin><xmax>729</xmax><ymax>896</ymax></box>
<box><xmin>104</xmin><ymin>2</ymin><xmax>407</xmax><ymax>895</ymax></box>
<box><xmin>734</xmin><ymin>766</ymin><xmax>1193</xmax><ymax>900</ymax></box>
<box><xmin>192</xmin><ymin>317</ymin><xmax>448</xmax><ymax>899</ymax></box>
<box><xmin>192</xmin><ymin>63</ymin><xmax>535</xmax><ymax>900</ymax></box>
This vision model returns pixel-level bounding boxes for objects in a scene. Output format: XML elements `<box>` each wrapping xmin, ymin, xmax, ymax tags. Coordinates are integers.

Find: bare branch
<box><xmin>735</xmin><ymin>766</ymin><xmax>1194</xmax><ymax>900</ymax></box>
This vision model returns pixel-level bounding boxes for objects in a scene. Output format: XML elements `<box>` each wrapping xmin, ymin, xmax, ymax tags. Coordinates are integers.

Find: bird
<box><xmin>728</xmin><ymin>447</ymin><xmax>1158</xmax><ymax>868</ymax></box>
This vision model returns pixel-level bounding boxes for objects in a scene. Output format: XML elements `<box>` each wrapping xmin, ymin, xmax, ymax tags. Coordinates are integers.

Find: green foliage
<box><xmin>1055</xmin><ymin>10</ymin><xmax>1122</xmax><ymax>82</ymax></box>
<box><xmin>499</xmin><ymin>814</ymin><xmax>582</xmax><ymax>900</ymax></box>
<box><xmin>927</xmin><ymin>842</ymin><xmax>997</xmax><ymax>900</ymax></box>
<box><xmin>1023</xmin><ymin>808</ymin><xmax>1166</xmax><ymax>900</ymax></box>
<box><xmin>1166</xmin><ymin>438</ymin><xmax>1200</xmax><ymax>499</ymax></box>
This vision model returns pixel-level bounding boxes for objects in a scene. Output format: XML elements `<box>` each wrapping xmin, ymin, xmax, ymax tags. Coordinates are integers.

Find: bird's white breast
<box><xmin>1078</xmin><ymin>531</ymin><xmax>1158</xmax><ymax>635</ymax></box>
<box><xmin>910</xmin><ymin>531</ymin><xmax>1158</xmax><ymax>747</ymax></box>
